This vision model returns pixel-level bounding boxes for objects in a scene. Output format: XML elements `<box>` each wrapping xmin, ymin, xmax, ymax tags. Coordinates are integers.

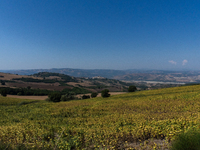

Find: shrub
<box><xmin>91</xmin><ymin>92</ymin><xmax>98</xmax><ymax>98</ymax></box>
<box><xmin>48</xmin><ymin>92</ymin><xmax>62</xmax><ymax>102</ymax></box>
<box><xmin>45</xmin><ymin>97</ymin><xmax>51</xmax><ymax>101</ymax></box>
<box><xmin>0</xmin><ymin>89</ymin><xmax>7</xmax><ymax>97</ymax></box>
<box><xmin>61</xmin><ymin>92</ymin><xmax>77</xmax><ymax>101</ymax></box>
<box><xmin>101</xmin><ymin>89</ymin><xmax>110</xmax><ymax>98</ymax></box>
<box><xmin>82</xmin><ymin>95</ymin><xmax>90</xmax><ymax>99</ymax></box>
<box><xmin>17</xmin><ymin>92</ymin><xmax>22</xmax><ymax>96</ymax></box>
<box><xmin>171</xmin><ymin>128</ymin><xmax>200</xmax><ymax>150</ymax></box>
<box><xmin>128</xmin><ymin>85</ymin><xmax>137</xmax><ymax>92</ymax></box>
<box><xmin>1</xmin><ymin>80</ymin><xmax>5</xmax><ymax>85</ymax></box>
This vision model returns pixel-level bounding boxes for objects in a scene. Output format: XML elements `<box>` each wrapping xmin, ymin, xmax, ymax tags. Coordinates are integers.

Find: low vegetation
<box><xmin>171</xmin><ymin>128</ymin><xmax>200</xmax><ymax>150</ymax></box>
<box><xmin>0</xmin><ymin>85</ymin><xmax>200</xmax><ymax>149</ymax></box>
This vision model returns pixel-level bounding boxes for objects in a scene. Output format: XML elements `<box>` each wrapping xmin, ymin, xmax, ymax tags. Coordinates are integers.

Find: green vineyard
<box><xmin>0</xmin><ymin>85</ymin><xmax>200</xmax><ymax>149</ymax></box>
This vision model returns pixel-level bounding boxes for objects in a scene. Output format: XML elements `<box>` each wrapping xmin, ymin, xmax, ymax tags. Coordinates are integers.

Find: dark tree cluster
<box><xmin>0</xmin><ymin>80</ymin><xmax>5</xmax><ymax>85</ymax></box>
<box><xmin>48</xmin><ymin>92</ymin><xmax>62</xmax><ymax>102</ymax></box>
<box><xmin>82</xmin><ymin>95</ymin><xmax>90</xmax><ymax>99</ymax></box>
<box><xmin>101</xmin><ymin>89</ymin><xmax>110</xmax><ymax>98</ymax></box>
<box><xmin>128</xmin><ymin>85</ymin><xmax>137</xmax><ymax>92</ymax></box>
<box><xmin>0</xmin><ymin>87</ymin><xmax>51</xmax><ymax>96</ymax></box>
<box><xmin>91</xmin><ymin>92</ymin><xmax>98</xmax><ymax>98</ymax></box>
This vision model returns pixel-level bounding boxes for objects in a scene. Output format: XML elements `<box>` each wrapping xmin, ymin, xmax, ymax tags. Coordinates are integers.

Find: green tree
<box><xmin>101</xmin><ymin>89</ymin><xmax>110</xmax><ymax>98</ymax></box>
<box><xmin>82</xmin><ymin>95</ymin><xmax>90</xmax><ymax>99</ymax></box>
<box><xmin>1</xmin><ymin>80</ymin><xmax>5</xmax><ymax>85</ymax></box>
<box><xmin>91</xmin><ymin>92</ymin><xmax>98</xmax><ymax>98</ymax></box>
<box><xmin>0</xmin><ymin>89</ymin><xmax>7</xmax><ymax>97</ymax></box>
<box><xmin>48</xmin><ymin>92</ymin><xmax>61</xmax><ymax>102</ymax></box>
<box><xmin>61</xmin><ymin>92</ymin><xmax>77</xmax><ymax>101</ymax></box>
<box><xmin>128</xmin><ymin>85</ymin><xmax>137</xmax><ymax>92</ymax></box>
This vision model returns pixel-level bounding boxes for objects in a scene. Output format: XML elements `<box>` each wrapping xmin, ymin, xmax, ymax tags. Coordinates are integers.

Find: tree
<box><xmin>91</xmin><ymin>92</ymin><xmax>98</xmax><ymax>98</ymax></box>
<box><xmin>0</xmin><ymin>89</ymin><xmax>7</xmax><ymax>97</ymax></box>
<box><xmin>1</xmin><ymin>80</ymin><xmax>5</xmax><ymax>85</ymax></box>
<box><xmin>48</xmin><ymin>92</ymin><xmax>61</xmax><ymax>102</ymax></box>
<box><xmin>128</xmin><ymin>85</ymin><xmax>137</xmax><ymax>92</ymax></box>
<box><xmin>61</xmin><ymin>92</ymin><xmax>77</xmax><ymax>101</ymax></box>
<box><xmin>82</xmin><ymin>95</ymin><xmax>90</xmax><ymax>99</ymax></box>
<box><xmin>101</xmin><ymin>89</ymin><xmax>110</xmax><ymax>98</ymax></box>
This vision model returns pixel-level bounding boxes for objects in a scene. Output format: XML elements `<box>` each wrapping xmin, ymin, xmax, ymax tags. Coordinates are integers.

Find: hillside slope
<box><xmin>0</xmin><ymin>72</ymin><xmax>132</xmax><ymax>95</ymax></box>
<box><xmin>0</xmin><ymin>85</ymin><xmax>200</xmax><ymax>149</ymax></box>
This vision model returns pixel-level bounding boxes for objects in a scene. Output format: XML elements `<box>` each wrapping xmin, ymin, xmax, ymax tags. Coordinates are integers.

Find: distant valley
<box><xmin>0</xmin><ymin>72</ymin><xmax>132</xmax><ymax>96</ymax></box>
<box><xmin>2</xmin><ymin>68</ymin><xmax>200</xmax><ymax>89</ymax></box>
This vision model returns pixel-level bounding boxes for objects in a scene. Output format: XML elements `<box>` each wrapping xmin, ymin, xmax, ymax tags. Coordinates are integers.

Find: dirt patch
<box><xmin>7</xmin><ymin>95</ymin><xmax>48</xmax><ymax>100</ymax></box>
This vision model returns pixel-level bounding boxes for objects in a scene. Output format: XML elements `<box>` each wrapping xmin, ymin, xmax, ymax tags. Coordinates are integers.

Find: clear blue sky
<box><xmin>0</xmin><ymin>0</ymin><xmax>200</xmax><ymax>70</ymax></box>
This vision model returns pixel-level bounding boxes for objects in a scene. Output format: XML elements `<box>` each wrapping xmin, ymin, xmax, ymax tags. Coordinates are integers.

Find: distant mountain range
<box><xmin>1</xmin><ymin>68</ymin><xmax>200</xmax><ymax>84</ymax></box>
<box><xmin>1</xmin><ymin>68</ymin><xmax>135</xmax><ymax>78</ymax></box>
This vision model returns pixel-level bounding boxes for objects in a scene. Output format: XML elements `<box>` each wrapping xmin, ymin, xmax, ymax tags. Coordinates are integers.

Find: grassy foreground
<box><xmin>0</xmin><ymin>85</ymin><xmax>200</xmax><ymax>149</ymax></box>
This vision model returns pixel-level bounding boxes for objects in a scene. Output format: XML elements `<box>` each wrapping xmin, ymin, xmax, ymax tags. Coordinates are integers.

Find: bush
<box><xmin>48</xmin><ymin>92</ymin><xmax>62</xmax><ymax>102</ymax></box>
<box><xmin>61</xmin><ymin>92</ymin><xmax>77</xmax><ymax>101</ymax></box>
<box><xmin>45</xmin><ymin>97</ymin><xmax>50</xmax><ymax>101</ymax></box>
<box><xmin>128</xmin><ymin>85</ymin><xmax>137</xmax><ymax>92</ymax></box>
<box><xmin>91</xmin><ymin>92</ymin><xmax>98</xmax><ymax>98</ymax></box>
<box><xmin>1</xmin><ymin>80</ymin><xmax>5</xmax><ymax>85</ymax></box>
<box><xmin>82</xmin><ymin>95</ymin><xmax>90</xmax><ymax>99</ymax></box>
<box><xmin>171</xmin><ymin>128</ymin><xmax>200</xmax><ymax>150</ymax></box>
<box><xmin>0</xmin><ymin>89</ymin><xmax>7</xmax><ymax>97</ymax></box>
<box><xmin>101</xmin><ymin>89</ymin><xmax>110</xmax><ymax>98</ymax></box>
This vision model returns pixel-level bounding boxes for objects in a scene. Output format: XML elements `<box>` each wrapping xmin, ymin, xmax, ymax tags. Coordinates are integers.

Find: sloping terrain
<box><xmin>0</xmin><ymin>85</ymin><xmax>200</xmax><ymax>149</ymax></box>
<box><xmin>0</xmin><ymin>72</ymin><xmax>131</xmax><ymax>94</ymax></box>
<box><xmin>3</xmin><ymin>68</ymin><xmax>200</xmax><ymax>83</ymax></box>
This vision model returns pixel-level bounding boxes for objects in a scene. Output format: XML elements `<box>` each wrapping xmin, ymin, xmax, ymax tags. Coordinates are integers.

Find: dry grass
<box><xmin>0</xmin><ymin>72</ymin><xmax>42</xmax><ymax>80</ymax></box>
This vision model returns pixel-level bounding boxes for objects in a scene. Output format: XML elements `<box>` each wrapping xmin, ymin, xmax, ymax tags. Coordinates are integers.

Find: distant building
<box><xmin>92</xmin><ymin>76</ymin><xmax>106</xmax><ymax>79</ymax></box>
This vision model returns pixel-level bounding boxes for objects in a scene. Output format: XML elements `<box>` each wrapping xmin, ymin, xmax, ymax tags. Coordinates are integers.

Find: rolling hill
<box><xmin>0</xmin><ymin>72</ymin><xmax>132</xmax><ymax>96</ymax></box>
<box><xmin>2</xmin><ymin>68</ymin><xmax>200</xmax><ymax>84</ymax></box>
<box><xmin>0</xmin><ymin>84</ymin><xmax>200</xmax><ymax>149</ymax></box>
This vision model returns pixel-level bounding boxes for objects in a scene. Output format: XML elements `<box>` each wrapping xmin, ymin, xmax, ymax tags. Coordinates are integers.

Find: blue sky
<box><xmin>0</xmin><ymin>0</ymin><xmax>200</xmax><ymax>70</ymax></box>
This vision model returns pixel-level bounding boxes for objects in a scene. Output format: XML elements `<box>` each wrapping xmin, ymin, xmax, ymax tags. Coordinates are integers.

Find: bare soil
<box><xmin>7</xmin><ymin>95</ymin><xmax>48</xmax><ymax>100</ymax></box>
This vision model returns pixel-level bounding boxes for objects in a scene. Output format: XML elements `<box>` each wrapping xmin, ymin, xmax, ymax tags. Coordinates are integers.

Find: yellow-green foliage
<box><xmin>0</xmin><ymin>85</ymin><xmax>200</xmax><ymax>149</ymax></box>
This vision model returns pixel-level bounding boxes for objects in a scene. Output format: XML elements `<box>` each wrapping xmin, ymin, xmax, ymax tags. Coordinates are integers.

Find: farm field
<box><xmin>0</xmin><ymin>85</ymin><xmax>200</xmax><ymax>149</ymax></box>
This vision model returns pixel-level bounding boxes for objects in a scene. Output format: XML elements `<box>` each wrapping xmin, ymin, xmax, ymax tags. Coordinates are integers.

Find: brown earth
<box><xmin>0</xmin><ymin>72</ymin><xmax>42</xmax><ymax>80</ymax></box>
<box><xmin>7</xmin><ymin>95</ymin><xmax>48</xmax><ymax>100</ymax></box>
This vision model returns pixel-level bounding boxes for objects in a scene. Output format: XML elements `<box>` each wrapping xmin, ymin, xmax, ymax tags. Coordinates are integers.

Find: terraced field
<box><xmin>0</xmin><ymin>85</ymin><xmax>200</xmax><ymax>149</ymax></box>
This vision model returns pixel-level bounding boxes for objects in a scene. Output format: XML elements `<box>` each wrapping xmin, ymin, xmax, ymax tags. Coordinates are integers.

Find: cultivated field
<box><xmin>0</xmin><ymin>85</ymin><xmax>200</xmax><ymax>149</ymax></box>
